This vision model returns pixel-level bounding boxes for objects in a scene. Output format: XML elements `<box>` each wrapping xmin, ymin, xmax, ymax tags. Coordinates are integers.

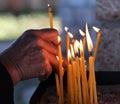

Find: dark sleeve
<box><xmin>0</xmin><ymin>63</ymin><xmax>14</xmax><ymax>104</ymax></box>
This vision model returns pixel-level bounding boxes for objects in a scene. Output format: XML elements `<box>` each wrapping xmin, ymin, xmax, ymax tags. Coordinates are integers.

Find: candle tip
<box><xmin>86</xmin><ymin>23</ymin><xmax>93</xmax><ymax>52</ymax></box>
<box><xmin>57</xmin><ymin>36</ymin><xmax>61</xmax><ymax>43</ymax></box>
<box><xmin>93</xmin><ymin>26</ymin><xmax>100</xmax><ymax>32</ymax></box>
<box><xmin>64</xmin><ymin>26</ymin><xmax>69</xmax><ymax>32</ymax></box>
<box><xmin>48</xmin><ymin>4</ymin><xmax>51</xmax><ymax>7</ymax></box>
<box><xmin>79</xmin><ymin>29</ymin><xmax>85</xmax><ymax>37</ymax></box>
<box><xmin>65</xmin><ymin>27</ymin><xmax>73</xmax><ymax>38</ymax></box>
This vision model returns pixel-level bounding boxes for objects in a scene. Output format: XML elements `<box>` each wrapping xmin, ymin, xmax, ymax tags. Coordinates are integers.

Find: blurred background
<box><xmin>0</xmin><ymin>0</ymin><xmax>100</xmax><ymax>104</ymax></box>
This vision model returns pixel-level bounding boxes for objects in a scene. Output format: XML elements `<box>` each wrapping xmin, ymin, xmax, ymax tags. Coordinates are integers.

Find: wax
<box><xmin>83</xmin><ymin>37</ymin><xmax>86</xmax><ymax>51</ymax></box>
<box><xmin>67</xmin><ymin>64</ymin><xmax>74</xmax><ymax>104</ymax></box>
<box><xmin>89</xmin><ymin>56</ymin><xmax>98</xmax><ymax>104</ymax></box>
<box><xmin>80</xmin><ymin>57</ymin><xmax>89</xmax><ymax>104</ymax></box>
<box><xmin>58</xmin><ymin>43</ymin><xmax>64</xmax><ymax>104</ymax></box>
<box><xmin>72</xmin><ymin>60</ymin><xmax>78</xmax><ymax>104</ymax></box>
<box><xmin>66</xmin><ymin>35</ymin><xmax>70</xmax><ymax>64</ymax></box>
<box><xmin>75</xmin><ymin>57</ymin><xmax>82</xmax><ymax>104</ymax></box>
<box><xmin>48</xmin><ymin>4</ymin><xmax>53</xmax><ymax>28</ymax></box>
<box><xmin>94</xmin><ymin>31</ymin><xmax>101</xmax><ymax>61</ymax></box>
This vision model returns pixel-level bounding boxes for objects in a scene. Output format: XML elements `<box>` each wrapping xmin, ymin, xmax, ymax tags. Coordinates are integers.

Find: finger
<box><xmin>29</xmin><ymin>51</ymin><xmax>53</xmax><ymax>79</ymax></box>
<box><xmin>42</xmin><ymin>50</ymin><xmax>59</xmax><ymax>73</ymax></box>
<box><xmin>62</xmin><ymin>57</ymin><xmax>68</xmax><ymax>68</ymax></box>
<box><xmin>32</xmin><ymin>28</ymin><xmax>59</xmax><ymax>45</ymax></box>
<box><xmin>37</xmin><ymin>38</ymin><xmax>58</xmax><ymax>55</ymax></box>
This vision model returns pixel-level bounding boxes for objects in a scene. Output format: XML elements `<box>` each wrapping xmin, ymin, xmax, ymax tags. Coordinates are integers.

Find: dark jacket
<box><xmin>0</xmin><ymin>63</ymin><xmax>14</xmax><ymax>104</ymax></box>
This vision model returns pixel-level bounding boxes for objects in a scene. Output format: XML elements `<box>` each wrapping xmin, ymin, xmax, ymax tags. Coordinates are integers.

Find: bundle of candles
<box><xmin>48</xmin><ymin>4</ymin><xmax>101</xmax><ymax>104</ymax></box>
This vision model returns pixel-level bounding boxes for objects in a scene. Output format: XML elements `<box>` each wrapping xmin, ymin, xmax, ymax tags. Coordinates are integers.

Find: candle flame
<box><xmin>70</xmin><ymin>44</ymin><xmax>75</xmax><ymax>58</ymax></box>
<box><xmin>64</xmin><ymin>26</ymin><xmax>69</xmax><ymax>32</ymax></box>
<box><xmin>79</xmin><ymin>29</ymin><xmax>85</xmax><ymax>37</ymax></box>
<box><xmin>86</xmin><ymin>23</ymin><xmax>93</xmax><ymax>52</ymax></box>
<box><xmin>56</xmin><ymin>56</ymin><xmax>59</xmax><ymax>61</ymax></box>
<box><xmin>57</xmin><ymin>36</ymin><xmax>61</xmax><ymax>43</ymax></box>
<box><xmin>68</xmin><ymin>49</ymin><xmax>71</xmax><ymax>62</ymax></box>
<box><xmin>93</xmin><ymin>26</ymin><xmax>100</xmax><ymax>32</ymax></box>
<box><xmin>80</xmin><ymin>39</ymin><xmax>83</xmax><ymax>53</ymax></box>
<box><xmin>64</xmin><ymin>26</ymin><xmax>73</xmax><ymax>38</ymax></box>
<box><xmin>74</xmin><ymin>40</ymin><xmax>80</xmax><ymax>54</ymax></box>
<box><xmin>48</xmin><ymin>4</ymin><xmax>51</xmax><ymax>7</ymax></box>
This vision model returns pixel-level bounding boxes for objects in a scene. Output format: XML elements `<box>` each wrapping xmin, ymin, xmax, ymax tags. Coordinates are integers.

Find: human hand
<box><xmin>0</xmin><ymin>28</ymin><xmax>59</xmax><ymax>85</ymax></box>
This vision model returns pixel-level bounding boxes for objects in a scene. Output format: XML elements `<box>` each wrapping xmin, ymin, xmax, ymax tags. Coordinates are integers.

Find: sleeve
<box><xmin>0</xmin><ymin>63</ymin><xmax>14</xmax><ymax>104</ymax></box>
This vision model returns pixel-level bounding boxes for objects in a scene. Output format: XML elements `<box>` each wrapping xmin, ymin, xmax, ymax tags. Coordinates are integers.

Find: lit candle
<box><xmin>65</xmin><ymin>26</ymin><xmax>73</xmax><ymax>64</ymax></box>
<box><xmin>48</xmin><ymin>4</ymin><xmax>59</xmax><ymax>97</ymax></box>
<box><xmin>67</xmin><ymin>49</ymin><xmax>74</xmax><ymax>104</ymax></box>
<box><xmin>79</xmin><ymin>29</ymin><xmax>86</xmax><ymax>51</ymax></box>
<box><xmin>74</xmin><ymin>41</ymin><xmax>82</xmax><ymax>104</ymax></box>
<box><xmin>93</xmin><ymin>26</ymin><xmax>101</xmax><ymax>61</ymax></box>
<box><xmin>86</xmin><ymin>24</ymin><xmax>98</xmax><ymax>104</ymax></box>
<box><xmin>48</xmin><ymin>4</ymin><xmax>53</xmax><ymax>28</ymax></box>
<box><xmin>58</xmin><ymin>36</ymin><xmax>64</xmax><ymax>104</ymax></box>
<box><xmin>80</xmin><ymin>39</ymin><xmax>89</xmax><ymax>104</ymax></box>
<box><xmin>71</xmin><ymin>45</ymin><xmax>78</xmax><ymax>104</ymax></box>
<box><xmin>72</xmin><ymin>39</ymin><xmax>75</xmax><ymax>53</ymax></box>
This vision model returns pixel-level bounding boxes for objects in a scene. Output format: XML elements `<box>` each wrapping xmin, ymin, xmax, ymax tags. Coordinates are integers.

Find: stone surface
<box><xmin>95</xmin><ymin>27</ymin><xmax>120</xmax><ymax>71</ymax></box>
<box><xmin>96</xmin><ymin>0</ymin><xmax>120</xmax><ymax>20</ymax></box>
<box><xmin>31</xmin><ymin>85</ymin><xmax>120</xmax><ymax>104</ymax></box>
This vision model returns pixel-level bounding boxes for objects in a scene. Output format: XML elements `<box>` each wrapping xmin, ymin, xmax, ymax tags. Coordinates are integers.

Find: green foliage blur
<box><xmin>0</xmin><ymin>13</ymin><xmax>61</xmax><ymax>41</ymax></box>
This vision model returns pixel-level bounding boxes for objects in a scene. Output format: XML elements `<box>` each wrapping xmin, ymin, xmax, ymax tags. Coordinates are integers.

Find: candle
<box><xmin>80</xmin><ymin>40</ymin><xmax>89</xmax><ymax>104</ymax></box>
<box><xmin>67</xmin><ymin>49</ymin><xmax>74</xmax><ymax>104</ymax></box>
<box><xmin>79</xmin><ymin>29</ymin><xmax>86</xmax><ymax>51</ymax></box>
<box><xmin>58</xmin><ymin>36</ymin><xmax>64</xmax><ymax>104</ymax></box>
<box><xmin>71</xmin><ymin>45</ymin><xmax>78</xmax><ymax>104</ymax></box>
<box><xmin>89</xmin><ymin>56</ymin><xmax>98</xmax><ymax>104</ymax></box>
<box><xmin>86</xmin><ymin>24</ymin><xmax>98</xmax><ymax>104</ymax></box>
<box><xmin>74</xmin><ymin>40</ymin><xmax>82</xmax><ymax>104</ymax></box>
<box><xmin>72</xmin><ymin>39</ymin><xmax>75</xmax><ymax>53</ymax></box>
<box><xmin>48</xmin><ymin>4</ymin><xmax>53</xmax><ymax>28</ymax></box>
<box><xmin>93</xmin><ymin>26</ymin><xmax>101</xmax><ymax>61</ymax></box>
<box><xmin>65</xmin><ymin>26</ymin><xmax>73</xmax><ymax>64</ymax></box>
<box><xmin>48</xmin><ymin>4</ymin><xmax>59</xmax><ymax>97</ymax></box>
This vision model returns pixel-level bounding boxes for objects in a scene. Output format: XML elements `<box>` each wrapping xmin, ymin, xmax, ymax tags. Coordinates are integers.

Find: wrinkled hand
<box><xmin>0</xmin><ymin>28</ymin><xmax>59</xmax><ymax>85</ymax></box>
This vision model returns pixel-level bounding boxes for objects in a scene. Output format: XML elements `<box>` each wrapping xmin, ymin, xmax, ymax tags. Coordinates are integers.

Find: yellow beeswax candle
<box><xmin>89</xmin><ymin>56</ymin><xmax>98</xmax><ymax>104</ymax></box>
<box><xmin>88</xmin><ymin>56</ymin><xmax>94</xmax><ymax>104</ymax></box>
<box><xmin>68</xmin><ymin>63</ymin><xmax>74</xmax><ymax>104</ymax></box>
<box><xmin>70</xmin><ymin>44</ymin><xmax>78</xmax><ymax>104</ymax></box>
<box><xmin>83</xmin><ymin>37</ymin><xmax>86</xmax><ymax>51</ymax></box>
<box><xmin>69</xmin><ymin>64</ymin><xmax>74</xmax><ymax>104</ymax></box>
<box><xmin>80</xmin><ymin>57</ymin><xmax>89</xmax><ymax>104</ymax></box>
<box><xmin>48</xmin><ymin>4</ymin><xmax>59</xmax><ymax>96</ymax></box>
<box><xmin>74</xmin><ymin>40</ymin><xmax>82</xmax><ymax>104</ymax></box>
<box><xmin>80</xmin><ymin>39</ymin><xmax>89</xmax><ymax>104</ymax></box>
<box><xmin>58</xmin><ymin>36</ymin><xmax>64</xmax><ymax>104</ymax></box>
<box><xmin>65</xmin><ymin>26</ymin><xmax>73</xmax><ymax>63</ymax></box>
<box><xmin>86</xmin><ymin>23</ymin><xmax>98</xmax><ymax>104</ymax></box>
<box><xmin>48</xmin><ymin>4</ymin><xmax>53</xmax><ymax>28</ymax></box>
<box><xmin>67</xmin><ymin>49</ymin><xmax>71</xmax><ymax>104</ymax></box>
<box><xmin>66</xmin><ymin>34</ymin><xmax>70</xmax><ymax>63</ymax></box>
<box><xmin>55</xmin><ymin>72</ymin><xmax>60</xmax><ymax>96</ymax></box>
<box><xmin>72</xmin><ymin>39</ymin><xmax>75</xmax><ymax>53</ymax></box>
<box><xmin>72</xmin><ymin>60</ymin><xmax>78</xmax><ymax>104</ymax></box>
<box><xmin>75</xmin><ymin>56</ymin><xmax>82</xmax><ymax>104</ymax></box>
<box><xmin>93</xmin><ymin>26</ymin><xmax>101</xmax><ymax>61</ymax></box>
